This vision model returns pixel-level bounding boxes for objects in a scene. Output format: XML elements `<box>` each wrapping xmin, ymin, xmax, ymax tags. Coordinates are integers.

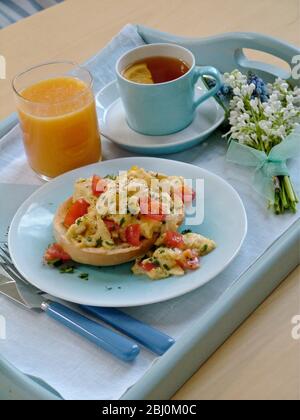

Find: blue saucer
<box><xmin>96</xmin><ymin>80</ymin><xmax>225</xmax><ymax>155</ymax></box>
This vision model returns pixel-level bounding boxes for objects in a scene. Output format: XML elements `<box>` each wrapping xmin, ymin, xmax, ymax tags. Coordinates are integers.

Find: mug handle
<box><xmin>192</xmin><ymin>66</ymin><xmax>222</xmax><ymax>109</ymax></box>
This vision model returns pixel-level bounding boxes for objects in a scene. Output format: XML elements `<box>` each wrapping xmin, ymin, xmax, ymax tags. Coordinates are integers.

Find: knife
<box><xmin>82</xmin><ymin>306</ymin><xmax>175</xmax><ymax>355</ymax></box>
<box><xmin>0</xmin><ymin>273</ymin><xmax>140</xmax><ymax>362</ymax></box>
<box><xmin>0</xmin><ymin>243</ymin><xmax>175</xmax><ymax>356</ymax></box>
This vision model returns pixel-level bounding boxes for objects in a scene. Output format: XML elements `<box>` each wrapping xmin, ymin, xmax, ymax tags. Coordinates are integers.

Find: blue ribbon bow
<box><xmin>226</xmin><ymin>126</ymin><xmax>300</xmax><ymax>201</ymax></box>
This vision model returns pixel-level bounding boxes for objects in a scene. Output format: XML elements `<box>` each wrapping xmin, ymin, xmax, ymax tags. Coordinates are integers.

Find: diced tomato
<box><xmin>175</xmin><ymin>185</ymin><xmax>196</xmax><ymax>204</ymax></box>
<box><xmin>92</xmin><ymin>175</ymin><xmax>101</xmax><ymax>196</ymax></box>
<box><xmin>92</xmin><ymin>175</ymin><xmax>107</xmax><ymax>197</ymax></box>
<box><xmin>143</xmin><ymin>214</ymin><xmax>165</xmax><ymax>222</ymax></box>
<box><xmin>164</xmin><ymin>231</ymin><xmax>185</xmax><ymax>249</ymax></box>
<box><xmin>139</xmin><ymin>261</ymin><xmax>157</xmax><ymax>272</ymax></box>
<box><xmin>183</xmin><ymin>187</ymin><xmax>196</xmax><ymax>203</ymax></box>
<box><xmin>183</xmin><ymin>248</ymin><xmax>198</xmax><ymax>259</ymax></box>
<box><xmin>125</xmin><ymin>224</ymin><xmax>141</xmax><ymax>247</ymax></box>
<box><xmin>177</xmin><ymin>257</ymin><xmax>199</xmax><ymax>270</ymax></box>
<box><xmin>103</xmin><ymin>218</ymin><xmax>119</xmax><ymax>232</ymax></box>
<box><xmin>44</xmin><ymin>243</ymin><xmax>70</xmax><ymax>263</ymax></box>
<box><xmin>177</xmin><ymin>249</ymin><xmax>200</xmax><ymax>270</ymax></box>
<box><xmin>139</xmin><ymin>195</ymin><xmax>149</xmax><ymax>214</ymax></box>
<box><xmin>64</xmin><ymin>199</ymin><xmax>90</xmax><ymax>227</ymax></box>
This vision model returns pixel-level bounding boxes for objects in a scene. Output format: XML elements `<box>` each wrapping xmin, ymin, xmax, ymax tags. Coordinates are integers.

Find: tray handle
<box><xmin>137</xmin><ymin>25</ymin><xmax>300</xmax><ymax>85</ymax></box>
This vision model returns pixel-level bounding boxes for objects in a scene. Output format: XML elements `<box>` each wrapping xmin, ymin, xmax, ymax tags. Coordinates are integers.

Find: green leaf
<box><xmin>79</xmin><ymin>273</ymin><xmax>89</xmax><ymax>280</ymax></box>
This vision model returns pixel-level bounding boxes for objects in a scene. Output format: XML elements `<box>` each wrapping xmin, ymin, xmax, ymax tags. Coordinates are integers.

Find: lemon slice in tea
<box><xmin>123</xmin><ymin>64</ymin><xmax>154</xmax><ymax>84</ymax></box>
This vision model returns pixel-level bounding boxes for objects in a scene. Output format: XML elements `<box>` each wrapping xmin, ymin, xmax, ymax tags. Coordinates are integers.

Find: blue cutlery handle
<box><xmin>42</xmin><ymin>302</ymin><xmax>140</xmax><ymax>362</ymax></box>
<box><xmin>81</xmin><ymin>306</ymin><xmax>175</xmax><ymax>355</ymax></box>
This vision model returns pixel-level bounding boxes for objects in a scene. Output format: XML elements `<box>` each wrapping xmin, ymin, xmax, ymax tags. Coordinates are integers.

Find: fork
<box><xmin>0</xmin><ymin>243</ymin><xmax>175</xmax><ymax>355</ymax></box>
<box><xmin>0</xmin><ymin>243</ymin><xmax>140</xmax><ymax>362</ymax></box>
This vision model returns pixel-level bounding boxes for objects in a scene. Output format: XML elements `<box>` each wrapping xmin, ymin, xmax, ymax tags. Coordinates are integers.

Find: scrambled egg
<box><xmin>66</xmin><ymin>207</ymin><xmax>113</xmax><ymax>249</ymax></box>
<box><xmin>183</xmin><ymin>232</ymin><xmax>216</xmax><ymax>255</ymax></box>
<box><xmin>73</xmin><ymin>178</ymin><xmax>95</xmax><ymax>205</ymax></box>
<box><xmin>62</xmin><ymin>166</ymin><xmax>216</xmax><ymax>280</ymax></box>
<box><xmin>65</xmin><ymin>167</ymin><xmax>186</xmax><ymax>249</ymax></box>
<box><xmin>132</xmin><ymin>232</ymin><xmax>216</xmax><ymax>280</ymax></box>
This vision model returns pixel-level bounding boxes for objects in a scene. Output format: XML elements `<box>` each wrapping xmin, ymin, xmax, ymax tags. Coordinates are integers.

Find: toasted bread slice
<box><xmin>54</xmin><ymin>197</ymin><xmax>168</xmax><ymax>266</ymax></box>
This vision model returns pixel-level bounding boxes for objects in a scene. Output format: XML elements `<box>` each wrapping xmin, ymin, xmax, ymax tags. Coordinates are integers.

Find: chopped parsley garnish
<box><xmin>149</xmin><ymin>258</ymin><xmax>160</xmax><ymax>267</ymax></box>
<box><xmin>119</xmin><ymin>217</ymin><xmax>125</xmax><ymax>227</ymax></box>
<box><xmin>104</xmin><ymin>174</ymin><xmax>117</xmax><ymax>180</ymax></box>
<box><xmin>76</xmin><ymin>219</ymin><xmax>82</xmax><ymax>225</ymax></box>
<box><xmin>59</xmin><ymin>264</ymin><xmax>75</xmax><ymax>274</ymax></box>
<box><xmin>47</xmin><ymin>259</ymin><xmax>63</xmax><ymax>267</ymax></box>
<box><xmin>201</xmin><ymin>244</ymin><xmax>208</xmax><ymax>253</ymax></box>
<box><xmin>79</xmin><ymin>273</ymin><xmax>89</xmax><ymax>280</ymax></box>
<box><xmin>181</xmin><ymin>229</ymin><xmax>192</xmax><ymax>234</ymax></box>
<box><xmin>96</xmin><ymin>239</ymin><xmax>102</xmax><ymax>247</ymax></box>
<box><xmin>163</xmin><ymin>264</ymin><xmax>170</xmax><ymax>271</ymax></box>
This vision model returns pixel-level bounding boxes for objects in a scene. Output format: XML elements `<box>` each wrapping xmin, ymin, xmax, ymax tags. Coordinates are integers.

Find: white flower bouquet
<box><xmin>216</xmin><ymin>70</ymin><xmax>300</xmax><ymax>214</ymax></box>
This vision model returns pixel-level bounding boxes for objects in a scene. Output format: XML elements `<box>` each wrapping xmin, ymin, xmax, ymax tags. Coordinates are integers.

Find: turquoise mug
<box><xmin>116</xmin><ymin>43</ymin><xmax>222</xmax><ymax>136</ymax></box>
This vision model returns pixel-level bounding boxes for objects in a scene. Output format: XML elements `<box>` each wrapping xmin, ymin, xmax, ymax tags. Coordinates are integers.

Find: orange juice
<box><xmin>17</xmin><ymin>76</ymin><xmax>101</xmax><ymax>179</ymax></box>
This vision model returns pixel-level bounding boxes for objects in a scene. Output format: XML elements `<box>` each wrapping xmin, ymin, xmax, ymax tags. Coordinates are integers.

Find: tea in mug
<box><xmin>123</xmin><ymin>56</ymin><xmax>190</xmax><ymax>84</ymax></box>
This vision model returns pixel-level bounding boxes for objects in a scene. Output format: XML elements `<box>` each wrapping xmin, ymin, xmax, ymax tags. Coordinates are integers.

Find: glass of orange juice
<box><xmin>12</xmin><ymin>61</ymin><xmax>101</xmax><ymax>180</ymax></box>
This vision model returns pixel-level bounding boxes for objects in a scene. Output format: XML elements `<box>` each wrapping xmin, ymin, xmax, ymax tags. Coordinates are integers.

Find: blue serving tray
<box><xmin>0</xmin><ymin>26</ymin><xmax>299</xmax><ymax>400</ymax></box>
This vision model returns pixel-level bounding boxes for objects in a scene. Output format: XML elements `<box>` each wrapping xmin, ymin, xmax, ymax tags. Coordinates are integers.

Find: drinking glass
<box><xmin>13</xmin><ymin>61</ymin><xmax>101</xmax><ymax>180</ymax></box>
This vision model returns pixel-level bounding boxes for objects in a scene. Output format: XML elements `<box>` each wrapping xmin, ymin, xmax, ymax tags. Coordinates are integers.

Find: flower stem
<box><xmin>283</xmin><ymin>176</ymin><xmax>296</xmax><ymax>203</ymax></box>
<box><xmin>273</xmin><ymin>176</ymin><xmax>281</xmax><ymax>193</ymax></box>
<box><xmin>272</xmin><ymin>176</ymin><xmax>298</xmax><ymax>214</ymax></box>
<box><xmin>291</xmin><ymin>182</ymin><xmax>299</xmax><ymax>203</ymax></box>
<box><xmin>274</xmin><ymin>191</ymin><xmax>281</xmax><ymax>214</ymax></box>
<box><xmin>280</xmin><ymin>182</ymin><xmax>288</xmax><ymax>209</ymax></box>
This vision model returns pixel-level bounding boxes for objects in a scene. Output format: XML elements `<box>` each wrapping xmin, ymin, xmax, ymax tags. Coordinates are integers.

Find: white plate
<box><xmin>9</xmin><ymin>157</ymin><xmax>247</xmax><ymax>307</ymax></box>
<box><xmin>96</xmin><ymin>80</ymin><xmax>225</xmax><ymax>155</ymax></box>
